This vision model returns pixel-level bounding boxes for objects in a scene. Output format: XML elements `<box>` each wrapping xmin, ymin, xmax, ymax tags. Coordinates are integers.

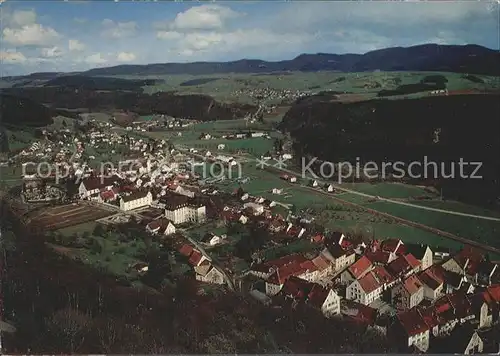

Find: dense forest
<box><xmin>0</xmin><ymin>88</ymin><xmax>257</xmax><ymax>122</ymax></box>
<box><xmin>279</xmin><ymin>93</ymin><xmax>500</xmax><ymax>207</ymax></box>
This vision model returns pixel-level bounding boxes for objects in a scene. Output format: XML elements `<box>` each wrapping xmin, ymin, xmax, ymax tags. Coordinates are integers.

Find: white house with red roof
<box><xmin>346</xmin><ymin>270</ymin><xmax>382</xmax><ymax>305</ymax></box>
<box><xmin>265</xmin><ymin>257</ymin><xmax>320</xmax><ymax>296</ymax></box>
<box><xmin>391</xmin><ymin>274</ymin><xmax>425</xmax><ymax>310</ymax></box>
<box><xmin>195</xmin><ymin>261</ymin><xmax>225</xmax><ymax>285</ymax></box>
<box><xmin>419</xmin><ymin>267</ymin><xmax>444</xmax><ymax>301</ymax></box>
<box><xmin>395</xmin><ymin>309</ymin><xmax>430</xmax><ymax>352</ymax></box>
<box><xmin>307</xmin><ymin>284</ymin><xmax>341</xmax><ymax>317</ymax></box>
<box><xmin>340</xmin><ymin>255</ymin><xmax>374</xmax><ymax>284</ymax></box>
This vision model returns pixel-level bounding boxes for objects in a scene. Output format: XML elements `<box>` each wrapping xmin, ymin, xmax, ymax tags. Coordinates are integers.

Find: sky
<box><xmin>0</xmin><ymin>0</ymin><xmax>498</xmax><ymax>76</ymax></box>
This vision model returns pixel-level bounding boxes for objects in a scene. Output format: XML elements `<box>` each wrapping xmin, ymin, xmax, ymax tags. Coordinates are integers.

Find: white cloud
<box><xmin>41</xmin><ymin>46</ymin><xmax>63</xmax><ymax>58</ymax></box>
<box><xmin>68</xmin><ymin>39</ymin><xmax>85</xmax><ymax>51</ymax></box>
<box><xmin>11</xmin><ymin>9</ymin><xmax>37</xmax><ymax>27</ymax></box>
<box><xmin>101</xmin><ymin>19</ymin><xmax>137</xmax><ymax>38</ymax></box>
<box><xmin>160</xmin><ymin>29</ymin><xmax>313</xmax><ymax>57</ymax></box>
<box><xmin>116</xmin><ymin>51</ymin><xmax>136</xmax><ymax>62</ymax></box>
<box><xmin>85</xmin><ymin>53</ymin><xmax>107</xmax><ymax>64</ymax></box>
<box><xmin>155</xmin><ymin>5</ymin><xmax>240</xmax><ymax>32</ymax></box>
<box><xmin>156</xmin><ymin>31</ymin><xmax>183</xmax><ymax>40</ymax></box>
<box><xmin>0</xmin><ymin>50</ymin><xmax>27</xmax><ymax>63</ymax></box>
<box><xmin>3</xmin><ymin>23</ymin><xmax>61</xmax><ymax>46</ymax></box>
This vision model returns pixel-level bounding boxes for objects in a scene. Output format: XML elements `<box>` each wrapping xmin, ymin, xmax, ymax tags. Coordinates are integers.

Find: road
<box><xmin>180</xmin><ymin>147</ymin><xmax>500</xmax><ymax>222</ymax></box>
<box><xmin>266</xmin><ymin>160</ymin><xmax>500</xmax><ymax>222</ymax></box>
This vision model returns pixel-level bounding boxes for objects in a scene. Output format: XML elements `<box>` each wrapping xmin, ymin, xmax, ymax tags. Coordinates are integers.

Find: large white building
<box><xmin>78</xmin><ymin>177</ymin><xmax>116</xmax><ymax>199</ymax></box>
<box><xmin>119</xmin><ymin>191</ymin><xmax>152</xmax><ymax>211</ymax></box>
<box><xmin>163</xmin><ymin>194</ymin><xmax>206</xmax><ymax>224</ymax></box>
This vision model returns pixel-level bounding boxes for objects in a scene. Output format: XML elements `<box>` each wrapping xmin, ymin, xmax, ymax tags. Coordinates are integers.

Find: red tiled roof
<box><xmin>387</xmin><ymin>254</ymin><xmax>420</xmax><ymax>277</ymax></box>
<box><xmin>419</xmin><ymin>269</ymin><xmax>443</xmax><ymax>290</ymax></box>
<box><xmin>311</xmin><ymin>234</ymin><xmax>325</xmax><ymax>243</ymax></box>
<box><xmin>307</xmin><ymin>284</ymin><xmax>330</xmax><ymax>309</ymax></box>
<box><xmin>398</xmin><ymin>309</ymin><xmax>430</xmax><ymax>336</ymax></box>
<box><xmin>371</xmin><ymin>266</ymin><xmax>395</xmax><ymax>285</ymax></box>
<box><xmin>341</xmin><ymin>300</ymin><xmax>377</xmax><ymax>325</ymax></box>
<box><xmin>358</xmin><ymin>271</ymin><xmax>382</xmax><ymax>294</ymax></box>
<box><xmin>100</xmin><ymin>189</ymin><xmax>116</xmax><ymax>200</ymax></box>
<box><xmin>381</xmin><ymin>238</ymin><xmax>403</xmax><ymax>253</ymax></box>
<box><xmin>348</xmin><ymin>256</ymin><xmax>373</xmax><ymax>279</ymax></box>
<box><xmin>311</xmin><ymin>255</ymin><xmax>330</xmax><ymax>271</ymax></box>
<box><xmin>429</xmin><ymin>264</ymin><xmax>446</xmax><ymax>281</ymax></box>
<box><xmin>281</xmin><ymin>276</ymin><xmax>314</xmax><ymax>300</ymax></box>
<box><xmin>405</xmin><ymin>254</ymin><xmax>421</xmax><ymax>269</ymax></box>
<box><xmin>403</xmin><ymin>275</ymin><xmax>424</xmax><ymax>295</ymax></box>
<box><xmin>365</xmin><ymin>249</ymin><xmax>392</xmax><ymax>264</ymax></box>
<box><xmin>263</xmin><ymin>254</ymin><xmax>309</xmax><ymax>269</ymax></box>
<box><xmin>179</xmin><ymin>244</ymin><xmax>193</xmax><ymax>257</ymax></box>
<box><xmin>486</xmin><ymin>284</ymin><xmax>500</xmax><ymax>303</ymax></box>
<box><xmin>188</xmin><ymin>250</ymin><xmax>204</xmax><ymax>266</ymax></box>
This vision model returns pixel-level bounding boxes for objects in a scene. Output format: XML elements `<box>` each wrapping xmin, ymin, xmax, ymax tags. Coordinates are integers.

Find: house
<box><xmin>386</xmin><ymin>253</ymin><xmax>421</xmax><ymax>279</ymax></box>
<box><xmin>307</xmin><ymin>284</ymin><xmax>341</xmax><ymax>317</ymax></box>
<box><xmin>163</xmin><ymin>193</ymin><xmax>206</xmax><ymax>224</ymax></box>
<box><xmin>391</xmin><ymin>275</ymin><xmax>424</xmax><ymax>311</ymax></box>
<box><xmin>340</xmin><ymin>255</ymin><xmax>374</xmax><ymax>284</ymax></box>
<box><xmin>341</xmin><ymin>299</ymin><xmax>378</xmax><ymax>326</ymax></box>
<box><xmin>475</xmin><ymin>260</ymin><xmax>499</xmax><ymax>286</ymax></box>
<box><xmin>271</xmin><ymin>188</ymin><xmax>283</xmax><ymax>195</ymax></box>
<box><xmin>217</xmin><ymin>144</ymin><xmax>225</xmax><ymax>150</ymax></box>
<box><xmin>419</xmin><ymin>268</ymin><xmax>444</xmax><ymax>301</ymax></box>
<box><xmin>100</xmin><ymin>187</ymin><xmax>118</xmax><ymax>202</ymax></box>
<box><xmin>324</xmin><ymin>245</ymin><xmax>356</xmax><ymax>273</ymax></box>
<box><xmin>309</xmin><ymin>180</ymin><xmax>319</xmax><ymax>187</ymax></box>
<box><xmin>119</xmin><ymin>191</ymin><xmax>153</xmax><ymax>211</ymax></box>
<box><xmin>243</xmin><ymin>202</ymin><xmax>264</xmax><ymax>215</ymax></box>
<box><xmin>429</xmin><ymin>323</ymin><xmax>484</xmax><ymax>354</ymax></box>
<box><xmin>311</xmin><ymin>253</ymin><xmax>333</xmax><ymax>278</ymax></box>
<box><xmin>146</xmin><ymin>217</ymin><xmax>176</xmax><ymax>236</ymax></box>
<box><xmin>178</xmin><ymin>244</ymin><xmax>208</xmax><ymax>267</ymax></box>
<box><xmin>405</xmin><ymin>244</ymin><xmax>433</xmax><ymax>270</ymax></box>
<box><xmin>78</xmin><ymin>176</ymin><xmax>117</xmax><ymax>199</ymax></box>
<box><xmin>380</xmin><ymin>238</ymin><xmax>403</xmax><ymax>252</ymax></box>
<box><xmin>289</xmin><ymin>176</ymin><xmax>297</xmax><ymax>183</ymax></box>
<box><xmin>468</xmin><ymin>291</ymin><xmax>497</xmax><ymax>329</ymax></box>
<box><xmin>265</xmin><ymin>257</ymin><xmax>320</xmax><ymax>296</ymax></box>
<box><xmin>394</xmin><ymin>309</ymin><xmax>430</xmax><ymax>352</ymax></box>
<box><xmin>250</xmin><ymin>254</ymin><xmax>309</xmax><ymax>279</ymax></box>
<box><xmin>195</xmin><ymin>261</ymin><xmax>225</xmax><ymax>284</ymax></box>
<box><xmin>346</xmin><ymin>269</ymin><xmax>385</xmax><ymax>305</ymax></box>
<box><xmin>201</xmin><ymin>233</ymin><xmax>225</xmax><ymax>246</ymax></box>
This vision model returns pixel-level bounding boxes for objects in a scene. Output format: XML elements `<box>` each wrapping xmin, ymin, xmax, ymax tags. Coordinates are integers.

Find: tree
<box><xmin>45</xmin><ymin>307</ymin><xmax>91</xmax><ymax>353</ymax></box>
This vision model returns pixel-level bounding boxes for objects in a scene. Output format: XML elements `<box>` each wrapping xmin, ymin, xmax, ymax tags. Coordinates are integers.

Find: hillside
<box><xmin>279</xmin><ymin>93</ymin><xmax>500</xmax><ymax>206</ymax></box>
<box><xmin>0</xmin><ymin>87</ymin><xmax>257</xmax><ymax>121</ymax></box>
<box><xmin>44</xmin><ymin>75</ymin><xmax>164</xmax><ymax>92</ymax></box>
<box><xmin>78</xmin><ymin>44</ymin><xmax>499</xmax><ymax>76</ymax></box>
<box><xmin>0</xmin><ymin>94</ymin><xmax>54</xmax><ymax>127</ymax></box>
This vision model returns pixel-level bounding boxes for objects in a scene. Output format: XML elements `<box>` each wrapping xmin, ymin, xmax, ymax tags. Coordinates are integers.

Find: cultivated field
<box><xmin>27</xmin><ymin>202</ymin><xmax>115</xmax><ymax>230</ymax></box>
<box><xmin>135</xmin><ymin>71</ymin><xmax>500</xmax><ymax>104</ymax></box>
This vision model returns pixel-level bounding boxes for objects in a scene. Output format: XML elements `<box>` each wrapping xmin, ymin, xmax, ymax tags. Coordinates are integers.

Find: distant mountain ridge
<box><xmin>80</xmin><ymin>44</ymin><xmax>500</xmax><ymax>77</ymax></box>
<box><xmin>1</xmin><ymin>44</ymin><xmax>498</xmax><ymax>81</ymax></box>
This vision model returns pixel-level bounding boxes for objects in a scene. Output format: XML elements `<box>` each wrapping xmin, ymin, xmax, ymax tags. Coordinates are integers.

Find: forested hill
<box><xmin>279</xmin><ymin>93</ymin><xmax>500</xmax><ymax>206</ymax></box>
<box><xmin>0</xmin><ymin>88</ymin><xmax>257</xmax><ymax>123</ymax></box>
<box><xmin>79</xmin><ymin>44</ymin><xmax>499</xmax><ymax>76</ymax></box>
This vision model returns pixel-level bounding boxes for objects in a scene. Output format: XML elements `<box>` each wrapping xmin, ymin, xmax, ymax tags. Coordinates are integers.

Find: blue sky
<box><xmin>1</xmin><ymin>0</ymin><xmax>498</xmax><ymax>76</ymax></box>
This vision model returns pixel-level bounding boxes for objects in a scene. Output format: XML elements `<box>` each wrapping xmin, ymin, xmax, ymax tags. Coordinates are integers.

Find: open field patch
<box><xmin>405</xmin><ymin>200</ymin><xmax>500</xmax><ymax>219</ymax></box>
<box><xmin>365</xmin><ymin>201</ymin><xmax>500</xmax><ymax>248</ymax></box>
<box><xmin>340</xmin><ymin>182</ymin><xmax>435</xmax><ymax>199</ymax></box>
<box><xmin>27</xmin><ymin>203</ymin><xmax>115</xmax><ymax>230</ymax></box>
